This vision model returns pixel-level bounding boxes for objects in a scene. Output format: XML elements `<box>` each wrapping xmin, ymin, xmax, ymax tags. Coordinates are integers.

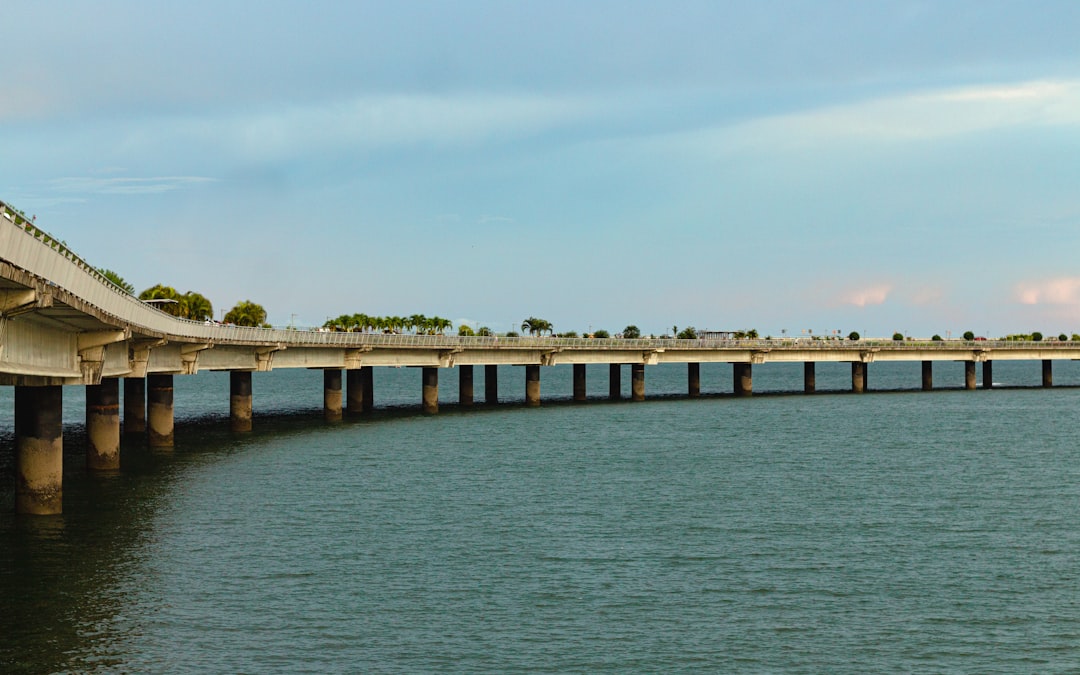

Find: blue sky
<box><xmin>3</xmin><ymin>1</ymin><xmax>1080</xmax><ymax>337</ymax></box>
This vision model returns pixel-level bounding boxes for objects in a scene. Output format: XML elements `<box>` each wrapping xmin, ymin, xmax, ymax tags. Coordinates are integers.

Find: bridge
<box><xmin>3</xmin><ymin>198</ymin><xmax>1079</xmax><ymax>514</ymax></box>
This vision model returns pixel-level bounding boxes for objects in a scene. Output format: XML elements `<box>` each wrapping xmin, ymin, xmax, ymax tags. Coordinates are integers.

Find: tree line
<box><xmin>99</xmin><ymin>270</ymin><xmax>269</xmax><ymax>327</ymax></box>
<box><xmin>323</xmin><ymin>313</ymin><xmax>454</xmax><ymax>334</ymax></box>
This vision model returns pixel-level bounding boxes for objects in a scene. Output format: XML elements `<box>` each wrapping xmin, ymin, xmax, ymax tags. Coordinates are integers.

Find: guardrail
<box><xmin>4</xmin><ymin>199</ymin><xmax>1080</xmax><ymax>353</ymax></box>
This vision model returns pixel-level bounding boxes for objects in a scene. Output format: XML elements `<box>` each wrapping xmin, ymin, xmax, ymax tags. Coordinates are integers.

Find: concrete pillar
<box><xmin>346</xmin><ymin>368</ymin><xmax>367</xmax><ymax>415</ymax></box>
<box><xmin>230</xmin><ymin>371</ymin><xmax>253</xmax><ymax>432</ymax></box>
<box><xmin>324</xmin><ymin>369</ymin><xmax>343</xmax><ymax>421</ymax></box>
<box><xmin>609</xmin><ymin>364</ymin><xmax>622</xmax><ymax>400</ymax></box>
<box><xmin>123</xmin><ymin>377</ymin><xmax>146</xmax><ymax>435</ymax></box>
<box><xmin>362</xmin><ymin>366</ymin><xmax>374</xmax><ymax>412</ymax></box>
<box><xmin>688</xmin><ymin>363</ymin><xmax>700</xmax><ymax>397</ymax></box>
<box><xmin>15</xmin><ymin>385</ymin><xmax>63</xmax><ymax>515</ymax></box>
<box><xmin>965</xmin><ymin>362</ymin><xmax>977</xmax><ymax>390</ymax></box>
<box><xmin>459</xmin><ymin>366</ymin><xmax>474</xmax><ymax>407</ymax></box>
<box><xmin>631</xmin><ymin>363</ymin><xmax>645</xmax><ymax>401</ymax></box>
<box><xmin>803</xmin><ymin>362</ymin><xmax>816</xmax><ymax>393</ymax></box>
<box><xmin>147</xmin><ymin>374</ymin><xmax>174</xmax><ymax>447</ymax></box>
<box><xmin>485</xmin><ymin>364</ymin><xmax>498</xmax><ymax>404</ymax></box>
<box><xmin>525</xmin><ymin>365</ymin><xmax>541</xmax><ymax>407</ymax></box>
<box><xmin>733</xmin><ymin>362</ymin><xmax>752</xmax><ymax>397</ymax></box>
<box><xmin>1043</xmin><ymin>360</ymin><xmax>1053</xmax><ymax>388</ymax></box>
<box><xmin>86</xmin><ymin>378</ymin><xmax>120</xmax><ymax>471</ymax></box>
<box><xmin>851</xmin><ymin>362</ymin><xmax>866</xmax><ymax>393</ymax></box>
<box><xmin>982</xmin><ymin>361</ymin><xmax>993</xmax><ymax>390</ymax></box>
<box><xmin>422</xmin><ymin>367</ymin><xmax>439</xmax><ymax>414</ymax></box>
<box><xmin>922</xmin><ymin>361</ymin><xmax>933</xmax><ymax>391</ymax></box>
<box><xmin>573</xmin><ymin>364</ymin><xmax>587</xmax><ymax>401</ymax></box>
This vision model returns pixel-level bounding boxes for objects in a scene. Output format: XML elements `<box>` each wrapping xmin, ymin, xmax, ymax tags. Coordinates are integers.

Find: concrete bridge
<box><xmin>4</xmin><ymin>199</ymin><xmax>1080</xmax><ymax>514</ymax></box>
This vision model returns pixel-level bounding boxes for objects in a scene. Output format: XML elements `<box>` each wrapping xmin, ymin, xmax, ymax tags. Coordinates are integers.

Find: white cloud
<box><xmin>660</xmin><ymin>79</ymin><xmax>1080</xmax><ymax>155</ymax></box>
<box><xmin>1014</xmin><ymin>277</ymin><xmax>1080</xmax><ymax>305</ymax></box>
<box><xmin>841</xmin><ymin>284</ymin><xmax>892</xmax><ymax>307</ymax></box>
<box><xmin>50</xmin><ymin>176</ymin><xmax>216</xmax><ymax>195</ymax></box>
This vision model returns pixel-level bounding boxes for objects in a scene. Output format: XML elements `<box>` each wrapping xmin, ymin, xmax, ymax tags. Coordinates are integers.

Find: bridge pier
<box><xmin>230</xmin><ymin>371</ymin><xmax>253</xmax><ymax>431</ymax></box>
<box><xmin>525</xmin><ymin>365</ymin><xmax>541</xmax><ymax>406</ymax></box>
<box><xmin>422</xmin><ymin>367</ymin><xmax>439</xmax><ymax>414</ymax></box>
<box><xmin>574</xmin><ymin>364</ymin><xmax>587</xmax><ymax>401</ymax></box>
<box><xmin>346</xmin><ymin>368</ymin><xmax>369</xmax><ymax>415</ymax></box>
<box><xmin>965</xmin><ymin>362</ymin><xmax>977</xmax><ymax>390</ymax></box>
<box><xmin>15</xmin><ymin>385</ymin><xmax>63</xmax><ymax>515</ymax></box>
<box><xmin>1043</xmin><ymin>360</ymin><xmax>1053</xmax><ymax>388</ymax></box>
<box><xmin>983</xmin><ymin>361</ymin><xmax>993</xmax><ymax>389</ymax></box>
<box><xmin>733</xmin><ymin>363</ymin><xmax>752</xmax><ymax>396</ymax></box>
<box><xmin>147</xmin><ymin>374</ymin><xmax>174</xmax><ymax>447</ymax></box>
<box><xmin>804</xmin><ymin>362</ymin><xmax>815</xmax><ymax>393</ymax></box>
<box><xmin>688</xmin><ymin>363</ymin><xmax>700</xmax><ymax>397</ymax></box>
<box><xmin>631</xmin><ymin>363</ymin><xmax>645</xmax><ymax>401</ymax></box>
<box><xmin>922</xmin><ymin>361</ymin><xmax>933</xmax><ymax>391</ymax></box>
<box><xmin>123</xmin><ymin>377</ymin><xmax>146</xmax><ymax>435</ymax></box>
<box><xmin>609</xmin><ymin>364</ymin><xmax>621</xmax><ymax>400</ymax></box>
<box><xmin>459</xmin><ymin>366</ymin><xmax>474</xmax><ymax>407</ymax></box>
<box><xmin>485</xmin><ymin>364</ymin><xmax>498</xmax><ymax>404</ymax></box>
<box><xmin>86</xmin><ymin>378</ymin><xmax>120</xmax><ymax>471</ymax></box>
<box><xmin>324</xmin><ymin>369</ymin><xmax>343</xmax><ymax>421</ymax></box>
<box><xmin>851</xmin><ymin>362</ymin><xmax>866</xmax><ymax>393</ymax></box>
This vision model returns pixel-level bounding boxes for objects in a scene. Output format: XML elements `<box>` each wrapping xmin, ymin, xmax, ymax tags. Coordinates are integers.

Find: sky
<box><xmin>3</xmin><ymin>1</ymin><xmax>1080</xmax><ymax>338</ymax></box>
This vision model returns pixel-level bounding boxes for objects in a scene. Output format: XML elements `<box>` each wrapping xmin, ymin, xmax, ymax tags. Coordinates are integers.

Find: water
<box><xmin>2</xmin><ymin>361</ymin><xmax>1080</xmax><ymax>672</ymax></box>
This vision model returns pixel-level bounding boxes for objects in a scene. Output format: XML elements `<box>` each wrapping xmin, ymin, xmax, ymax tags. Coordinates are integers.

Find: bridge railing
<box><xmin>5</xmin><ymin>200</ymin><xmax>1080</xmax><ymax>353</ymax></box>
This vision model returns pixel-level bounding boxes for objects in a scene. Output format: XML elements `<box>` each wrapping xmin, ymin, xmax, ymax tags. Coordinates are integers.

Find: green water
<box><xmin>2</xmin><ymin>363</ymin><xmax>1080</xmax><ymax>672</ymax></box>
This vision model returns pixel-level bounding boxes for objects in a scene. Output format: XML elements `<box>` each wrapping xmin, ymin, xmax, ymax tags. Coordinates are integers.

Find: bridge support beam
<box><xmin>965</xmin><ymin>362</ymin><xmax>977</xmax><ymax>390</ymax></box>
<box><xmin>323</xmin><ymin>369</ymin><xmax>342</xmax><ymax>421</ymax></box>
<box><xmin>733</xmin><ymin>363</ymin><xmax>752</xmax><ymax>397</ymax></box>
<box><xmin>422</xmin><ymin>367</ymin><xmax>439</xmax><ymax>414</ymax></box>
<box><xmin>688</xmin><ymin>363</ymin><xmax>700</xmax><ymax>397</ymax></box>
<box><xmin>573</xmin><ymin>364</ymin><xmax>587</xmax><ymax>401</ymax></box>
<box><xmin>609</xmin><ymin>364</ymin><xmax>622</xmax><ymax>400</ymax></box>
<box><xmin>851</xmin><ymin>362</ymin><xmax>866</xmax><ymax>393</ymax></box>
<box><xmin>983</xmin><ymin>361</ymin><xmax>993</xmax><ymax>390</ymax></box>
<box><xmin>15</xmin><ymin>385</ymin><xmax>63</xmax><ymax>515</ymax></box>
<box><xmin>459</xmin><ymin>366</ymin><xmax>474</xmax><ymax>407</ymax></box>
<box><xmin>147</xmin><ymin>374</ymin><xmax>174</xmax><ymax>447</ymax></box>
<box><xmin>346</xmin><ymin>368</ymin><xmax>370</xmax><ymax>415</ymax></box>
<box><xmin>525</xmin><ymin>365</ymin><xmax>541</xmax><ymax>407</ymax></box>
<box><xmin>86</xmin><ymin>378</ymin><xmax>120</xmax><ymax>471</ymax></box>
<box><xmin>804</xmin><ymin>362</ymin><xmax>815</xmax><ymax>393</ymax></box>
<box><xmin>922</xmin><ymin>361</ymin><xmax>933</xmax><ymax>391</ymax></box>
<box><xmin>123</xmin><ymin>377</ymin><xmax>146</xmax><ymax>435</ymax></box>
<box><xmin>631</xmin><ymin>363</ymin><xmax>645</xmax><ymax>401</ymax></box>
<box><xmin>1043</xmin><ymin>360</ymin><xmax>1053</xmax><ymax>388</ymax></box>
<box><xmin>485</xmin><ymin>365</ymin><xmax>498</xmax><ymax>404</ymax></box>
<box><xmin>230</xmin><ymin>371</ymin><xmax>253</xmax><ymax>431</ymax></box>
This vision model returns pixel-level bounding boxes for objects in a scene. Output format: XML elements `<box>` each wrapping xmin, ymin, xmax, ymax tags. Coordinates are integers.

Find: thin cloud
<box><xmin>841</xmin><ymin>284</ymin><xmax>893</xmax><ymax>307</ymax></box>
<box><xmin>1014</xmin><ymin>277</ymin><xmax>1080</xmax><ymax>305</ymax></box>
<box><xmin>479</xmin><ymin>215</ymin><xmax>515</xmax><ymax>224</ymax></box>
<box><xmin>50</xmin><ymin>176</ymin><xmax>216</xmax><ymax>195</ymax></box>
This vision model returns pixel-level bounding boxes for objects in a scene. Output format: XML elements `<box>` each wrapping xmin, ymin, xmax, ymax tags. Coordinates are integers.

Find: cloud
<box><xmin>478</xmin><ymin>215</ymin><xmax>515</xmax><ymax>224</ymax></box>
<box><xmin>658</xmin><ymin>79</ymin><xmax>1080</xmax><ymax>155</ymax></box>
<box><xmin>841</xmin><ymin>284</ymin><xmax>893</xmax><ymax>307</ymax></box>
<box><xmin>49</xmin><ymin>176</ymin><xmax>216</xmax><ymax>195</ymax></box>
<box><xmin>1014</xmin><ymin>277</ymin><xmax>1080</xmax><ymax>305</ymax></box>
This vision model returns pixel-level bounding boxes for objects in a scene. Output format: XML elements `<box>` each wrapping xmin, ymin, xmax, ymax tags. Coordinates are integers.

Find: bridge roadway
<box><xmin>3</xmin><ymin>199</ymin><xmax>1080</xmax><ymax>513</ymax></box>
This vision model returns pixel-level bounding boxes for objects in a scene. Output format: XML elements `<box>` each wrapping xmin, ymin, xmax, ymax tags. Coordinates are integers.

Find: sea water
<box><xmin>1</xmin><ymin>361</ymin><xmax>1079</xmax><ymax>673</ymax></box>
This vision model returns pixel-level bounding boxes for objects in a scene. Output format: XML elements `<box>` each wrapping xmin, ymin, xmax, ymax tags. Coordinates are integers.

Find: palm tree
<box><xmin>182</xmin><ymin>292</ymin><xmax>213</xmax><ymax>321</ymax></box>
<box><xmin>521</xmin><ymin>317</ymin><xmax>553</xmax><ymax>336</ymax></box>
<box><xmin>434</xmin><ymin>317</ymin><xmax>452</xmax><ymax>334</ymax></box>
<box><xmin>139</xmin><ymin>284</ymin><xmax>183</xmax><ymax>317</ymax></box>
<box><xmin>98</xmin><ymin>268</ymin><xmax>134</xmax><ymax>294</ymax></box>
<box><xmin>477</xmin><ymin>326</ymin><xmax>493</xmax><ymax>336</ymax></box>
<box><xmin>224</xmin><ymin>300</ymin><xmax>269</xmax><ymax>327</ymax></box>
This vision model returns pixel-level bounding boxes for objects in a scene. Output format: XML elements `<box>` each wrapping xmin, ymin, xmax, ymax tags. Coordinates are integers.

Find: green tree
<box><xmin>622</xmin><ymin>325</ymin><xmax>641</xmax><ymax>339</ymax></box>
<box><xmin>224</xmin><ymin>300</ymin><xmax>269</xmax><ymax>327</ymax></box>
<box><xmin>963</xmin><ymin>331</ymin><xmax>975</xmax><ymax>341</ymax></box>
<box><xmin>139</xmin><ymin>284</ymin><xmax>183</xmax><ymax>317</ymax></box>
<box><xmin>746</xmin><ymin>328</ymin><xmax>759</xmax><ymax>339</ymax></box>
<box><xmin>848</xmin><ymin>331</ymin><xmax>860</xmax><ymax>341</ymax></box>
<box><xmin>677</xmin><ymin>326</ymin><xmax>697</xmax><ymax>339</ymax></box>
<box><xmin>561</xmin><ymin>330</ymin><xmax>578</xmax><ymax>338</ymax></box>
<box><xmin>932</xmin><ymin>334</ymin><xmax>943</xmax><ymax>341</ymax></box>
<box><xmin>458</xmin><ymin>324</ymin><xmax>475</xmax><ymax>336</ymax></box>
<box><xmin>181</xmin><ymin>291</ymin><xmax>213</xmax><ymax>321</ymax></box>
<box><xmin>98</xmin><ymin>268</ymin><xmax>134</xmax><ymax>294</ymax></box>
<box><xmin>521</xmin><ymin>317</ymin><xmax>553</xmax><ymax>336</ymax></box>
<box><xmin>1059</xmin><ymin>333</ymin><xmax>1068</xmax><ymax>341</ymax></box>
<box><xmin>593</xmin><ymin>329</ymin><xmax>610</xmax><ymax>338</ymax></box>
<box><xmin>892</xmin><ymin>332</ymin><xmax>904</xmax><ymax>341</ymax></box>
<box><xmin>1032</xmin><ymin>331</ymin><xmax>1043</xmax><ymax>342</ymax></box>
<box><xmin>477</xmin><ymin>326</ymin><xmax>493</xmax><ymax>337</ymax></box>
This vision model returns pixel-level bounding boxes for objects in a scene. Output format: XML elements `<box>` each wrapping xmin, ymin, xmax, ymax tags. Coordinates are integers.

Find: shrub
<box><xmin>505</xmin><ymin>331</ymin><xmax>519</xmax><ymax>337</ymax></box>
<box><xmin>593</xmin><ymin>329</ymin><xmax>610</xmax><ymax>338</ymax></box>
<box><xmin>932</xmin><ymin>334</ymin><xmax>943</xmax><ymax>341</ymax></box>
